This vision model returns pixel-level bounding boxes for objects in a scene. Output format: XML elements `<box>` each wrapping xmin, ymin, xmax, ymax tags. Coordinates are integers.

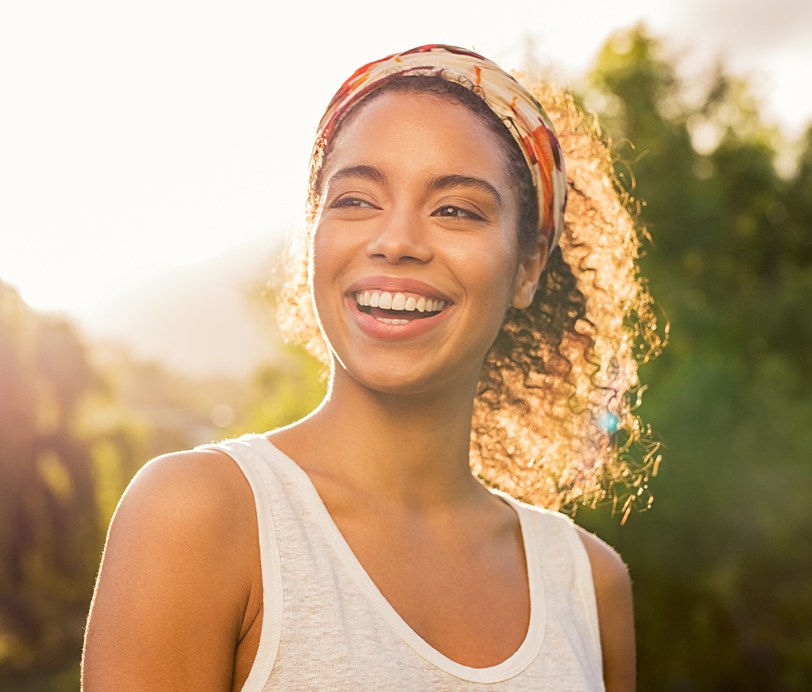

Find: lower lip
<box><xmin>346</xmin><ymin>297</ymin><xmax>453</xmax><ymax>341</ymax></box>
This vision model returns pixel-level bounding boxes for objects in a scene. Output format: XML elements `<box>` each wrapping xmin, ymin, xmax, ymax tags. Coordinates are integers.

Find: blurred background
<box><xmin>1</xmin><ymin>1</ymin><xmax>810</xmax><ymax>689</ymax></box>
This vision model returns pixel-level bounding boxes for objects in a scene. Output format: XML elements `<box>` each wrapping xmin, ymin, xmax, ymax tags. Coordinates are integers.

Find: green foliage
<box><xmin>0</xmin><ymin>282</ymin><xmax>112</xmax><ymax>678</ymax></box>
<box><xmin>227</xmin><ymin>343</ymin><xmax>327</xmax><ymax>437</ymax></box>
<box><xmin>576</xmin><ymin>26</ymin><xmax>812</xmax><ymax>689</ymax></box>
<box><xmin>0</xmin><ymin>280</ymin><xmax>327</xmax><ymax>687</ymax></box>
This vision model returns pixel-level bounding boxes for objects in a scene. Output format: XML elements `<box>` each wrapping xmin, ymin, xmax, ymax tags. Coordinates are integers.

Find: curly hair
<box><xmin>275</xmin><ymin>75</ymin><xmax>665</xmax><ymax>518</ymax></box>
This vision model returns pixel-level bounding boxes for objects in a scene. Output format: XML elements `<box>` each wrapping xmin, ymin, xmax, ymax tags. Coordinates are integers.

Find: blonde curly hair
<box><xmin>275</xmin><ymin>76</ymin><xmax>665</xmax><ymax>518</ymax></box>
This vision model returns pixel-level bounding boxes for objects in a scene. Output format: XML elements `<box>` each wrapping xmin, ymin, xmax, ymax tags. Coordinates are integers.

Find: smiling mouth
<box><xmin>354</xmin><ymin>290</ymin><xmax>448</xmax><ymax>325</ymax></box>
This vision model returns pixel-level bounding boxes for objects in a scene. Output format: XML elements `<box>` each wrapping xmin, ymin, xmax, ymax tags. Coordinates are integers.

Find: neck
<box><xmin>284</xmin><ymin>366</ymin><xmax>483</xmax><ymax>509</ymax></box>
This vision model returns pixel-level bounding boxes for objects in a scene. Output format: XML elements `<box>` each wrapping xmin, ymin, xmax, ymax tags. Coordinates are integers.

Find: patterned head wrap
<box><xmin>316</xmin><ymin>44</ymin><xmax>567</xmax><ymax>248</ymax></box>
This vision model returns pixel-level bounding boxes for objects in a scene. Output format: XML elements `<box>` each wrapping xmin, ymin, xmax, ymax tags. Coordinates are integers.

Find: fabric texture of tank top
<box><xmin>202</xmin><ymin>434</ymin><xmax>605</xmax><ymax>691</ymax></box>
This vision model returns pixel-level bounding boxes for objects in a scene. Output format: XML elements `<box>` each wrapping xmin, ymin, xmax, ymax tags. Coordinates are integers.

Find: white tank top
<box><xmin>204</xmin><ymin>434</ymin><xmax>605</xmax><ymax>691</ymax></box>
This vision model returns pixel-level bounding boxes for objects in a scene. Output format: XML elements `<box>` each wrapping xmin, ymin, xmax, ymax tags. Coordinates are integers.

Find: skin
<box><xmin>82</xmin><ymin>92</ymin><xmax>635</xmax><ymax>690</ymax></box>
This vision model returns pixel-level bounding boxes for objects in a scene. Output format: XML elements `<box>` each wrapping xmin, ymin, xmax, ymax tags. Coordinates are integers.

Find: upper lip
<box><xmin>345</xmin><ymin>276</ymin><xmax>453</xmax><ymax>303</ymax></box>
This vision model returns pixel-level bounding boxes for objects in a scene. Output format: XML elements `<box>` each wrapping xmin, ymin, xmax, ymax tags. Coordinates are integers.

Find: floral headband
<box><xmin>316</xmin><ymin>44</ymin><xmax>567</xmax><ymax>249</ymax></box>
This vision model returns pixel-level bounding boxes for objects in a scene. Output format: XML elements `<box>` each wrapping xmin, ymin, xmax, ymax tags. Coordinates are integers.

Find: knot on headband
<box><xmin>316</xmin><ymin>44</ymin><xmax>568</xmax><ymax>248</ymax></box>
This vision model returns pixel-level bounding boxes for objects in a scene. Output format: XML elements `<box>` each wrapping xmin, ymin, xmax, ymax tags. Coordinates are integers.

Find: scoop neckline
<box><xmin>250</xmin><ymin>433</ymin><xmax>546</xmax><ymax>684</ymax></box>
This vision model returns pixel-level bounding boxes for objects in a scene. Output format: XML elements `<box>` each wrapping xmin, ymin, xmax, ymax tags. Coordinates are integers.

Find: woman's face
<box><xmin>311</xmin><ymin>91</ymin><xmax>540</xmax><ymax>397</ymax></box>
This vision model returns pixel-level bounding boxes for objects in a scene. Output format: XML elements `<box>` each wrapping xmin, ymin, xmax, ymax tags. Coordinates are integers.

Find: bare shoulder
<box><xmin>83</xmin><ymin>447</ymin><xmax>259</xmax><ymax>691</ymax></box>
<box><xmin>575</xmin><ymin>526</ymin><xmax>631</xmax><ymax>593</ymax></box>
<box><xmin>104</xmin><ymin>448</ymin><xmax>258</xmax><ymax>569</ymax></box>
<box><xmin>118</xmin><ymin>447</ymin><xmax>254</xmax><ymax>528</ymax></box>
<box><xmin>575</xmin><ymin>526</ymin><xmax>637</xmax><ymax>692</ymax></box>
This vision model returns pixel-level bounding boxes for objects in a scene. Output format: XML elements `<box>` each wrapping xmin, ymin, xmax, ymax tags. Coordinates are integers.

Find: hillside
<box><xmin>86</xmin><ymin>245</ymin><xmax>284</xmax><ymax>378</ymax></box>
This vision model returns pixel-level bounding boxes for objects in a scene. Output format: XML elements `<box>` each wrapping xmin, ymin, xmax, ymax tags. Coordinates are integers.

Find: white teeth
<box><xmin>354</xmin><ymin>289</ymin><xmax>448</xmax><ymax>313</ymax></box>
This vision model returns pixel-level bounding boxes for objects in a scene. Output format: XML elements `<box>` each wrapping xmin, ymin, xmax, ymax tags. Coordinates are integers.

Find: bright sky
<box><xmin>2</xmin><ymin>0</ymin><xmax>810</xmax><ymax>329</ymax></box>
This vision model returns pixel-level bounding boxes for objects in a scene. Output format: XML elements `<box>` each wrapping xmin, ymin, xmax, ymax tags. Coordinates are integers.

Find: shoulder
<box><xmin>575</xmin><ymin>526</ymin><xmax>636</xmax><ymax>691</ymax></box>
<box><xmin>109</xmin><ymin>447</ymin><xmax>257</xmax><ymax>556</ymax></box>
<box><xmin>121</xmin><ymin>446</ymin><xmax>253</xmax><ymax>520</ymax></box>
<box><xmin>83</xmin><ymin>447</ymin><xmax>260</xmax><ymax>689</ymax></box>
<box><xmin>100</xmin><ymin>444</ymin><xmax>259</xmax><ymax>601</ymax></box>
<box><xmin>512</xmin><ymin>502</ymin><xmax>631</xmax><ymax>594</ymax></box>
<box><xmin>574</xmin><ymin>526</ymin><xmax>631</xmax><ymax>596</ymax></box>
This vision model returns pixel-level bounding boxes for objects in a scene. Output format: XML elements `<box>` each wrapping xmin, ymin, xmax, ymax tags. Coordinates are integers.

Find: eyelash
<box><xmin>330</xmin><ymin>196</ymin><xmax>378</xmax><ymax>209</ymax></box>
<box><xmin>432</xmin><ymin>205</ymin><xmax>485</xmax><ymax>221</ymax></box>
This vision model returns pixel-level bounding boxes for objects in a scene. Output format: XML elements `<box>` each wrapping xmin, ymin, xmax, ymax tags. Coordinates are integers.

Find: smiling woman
<box><xmin>82</xmin><ymin>45</ymin><xmax>662</xmax><ymax>691</ymax></box>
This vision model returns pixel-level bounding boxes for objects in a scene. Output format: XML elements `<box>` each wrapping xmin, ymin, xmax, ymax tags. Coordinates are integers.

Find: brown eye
<box><xmin>432</xmin><ymin>205</ymin><xmax>485</xmax><ymax>221</ymax></box>
<box><xmin>331</xmin><ymin>196</ymin><xmax>378</xmax><ymax>209</ymax></box>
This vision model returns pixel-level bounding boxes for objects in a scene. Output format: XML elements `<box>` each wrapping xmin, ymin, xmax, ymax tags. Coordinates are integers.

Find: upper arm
<box><xmin>577</xmin><ymin>527</ymin><xmax>636</xmax><ymax>692</ymax></box>
<box><xmin>82</xmin><ymin>449</ymin><xmax>258</xmax><ymax>691</ymax></box>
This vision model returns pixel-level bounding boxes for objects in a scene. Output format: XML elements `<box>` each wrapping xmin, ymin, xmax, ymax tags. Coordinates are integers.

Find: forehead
<box><xmin>324</xmin><ymin>91</ymin><xmax>511</xmax><ymax>185</ymax></box>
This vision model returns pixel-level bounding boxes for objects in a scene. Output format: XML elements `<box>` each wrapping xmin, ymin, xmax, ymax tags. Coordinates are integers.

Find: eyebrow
<box><xmin>427</xmin><ymin>174</ymin><xmax>502</xmax><ymax>206</ymax></box>
<box><xmin>325</xmin><ymin>167</ymin><xmax>502</xmax><ymax>206</ymax></box>
<box><xmin>326</xmin><ymin>164</ymin><xmax>387</xmax><ymax>187</ymax></box>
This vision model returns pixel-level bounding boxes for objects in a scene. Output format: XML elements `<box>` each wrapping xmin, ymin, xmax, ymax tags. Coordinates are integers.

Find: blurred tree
<box><xmin>0</xmin><ymin>282</ymin><xmax>186</xmax><ymax>687</ymax></box>
<box><xmin>0</xmin><ymin>282</ymin><xmax>104</xmax><ymax>678</ymax></box>
<box><xmin>576</xmin><ymin>25</ymin><xmax>812</xmax><ymax>690</ymax></box>
<box><xmin>228</xmin><ymin>343</ymin><xmax>326</xmax><ymax>437</ymax></box>
<box><xmin>0</xmin><ymin>279</ymin><xmax>327</xmax><ymax>689</ymax></box>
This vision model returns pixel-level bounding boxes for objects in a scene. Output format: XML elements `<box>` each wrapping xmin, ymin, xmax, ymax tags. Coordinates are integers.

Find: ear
<box><xmin>511</xmin><ymin>238</ymin><xmax>549</xmax><ymax>309</ymax></box>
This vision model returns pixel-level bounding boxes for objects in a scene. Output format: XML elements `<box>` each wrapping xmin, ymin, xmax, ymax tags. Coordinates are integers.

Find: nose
<box><xmin>365</xmin><ymin>206</ymin><xmax>433</xmax><ymax>264</ymax></box>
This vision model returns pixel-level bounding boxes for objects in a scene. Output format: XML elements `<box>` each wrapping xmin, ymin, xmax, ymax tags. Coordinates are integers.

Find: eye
<box><xmin>330</xmin><ymin>195</ymin><xmax>379</xmax><ymax>210</ymax></box>
<box><xmin>432</xmin><ymin>205</ymin><xmax>485</xmax><ymax>221</ymax></box>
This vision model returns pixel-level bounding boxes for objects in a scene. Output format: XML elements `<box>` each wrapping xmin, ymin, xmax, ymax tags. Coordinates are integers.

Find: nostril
<box><xmin>365</xmin><ymin>223</ymin><xmax>433</xmax><ymax>263</ymax></box>
<box><xmin>367</xmin><ymin>243</ymin><xmax>430</xmax><ymax>263</ymax></box>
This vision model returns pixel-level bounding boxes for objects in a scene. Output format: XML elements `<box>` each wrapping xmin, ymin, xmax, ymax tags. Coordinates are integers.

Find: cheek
<box><xmin>310</xmin><ymin>220</ymin><xmax>345</xmax><ymax>285</ymax></box>
<box><xmin>308</xmin><ymin>221</ymin><xmax>362</xmax><ymax>337</ymax></box>
<box><xmin>448</xmin><ymin>235</ymin><xmax>521</xmax><ymax>303</ymax></box>
<box><xmin>308</xmin><ymin>226</ymin><xmax>338</xmax><ymax>322</ymax></box>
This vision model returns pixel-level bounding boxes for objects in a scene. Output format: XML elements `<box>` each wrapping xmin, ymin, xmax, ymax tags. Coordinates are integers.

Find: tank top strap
<box><xmin>500</xmin><ymin>495</ymin><xmax>603</xmax><ymax>673</ymax></box>
<box><xmin>197</xmin><ymin>434</ymin><xmax>285</xmax><ymax>691</ymax></box>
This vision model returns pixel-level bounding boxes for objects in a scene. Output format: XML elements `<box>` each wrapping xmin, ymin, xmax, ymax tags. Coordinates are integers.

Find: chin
<box><xmin>346</xmin><ymin>363</ymin><xmax>437</xmax><ymax>396</ymax></box>
<box><xmin>331</xmin><ymin>349</ymin><xmax>479</xmax><ymax>401</ymax></box>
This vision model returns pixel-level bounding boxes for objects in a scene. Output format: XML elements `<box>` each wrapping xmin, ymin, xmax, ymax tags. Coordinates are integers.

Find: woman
<box><xmin>83</xmin><ymin>44</ymin><xmax>660</xmax><ymax>690</ymax></box>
